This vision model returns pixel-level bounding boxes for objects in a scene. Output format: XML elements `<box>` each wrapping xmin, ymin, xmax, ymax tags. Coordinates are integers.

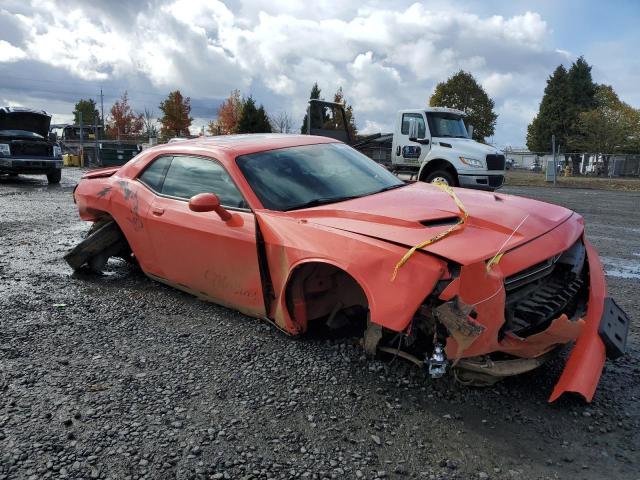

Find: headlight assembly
<box><xmin>459</xmin><ymin>156</ymin><xmax>484</xmax><ymax>168</ymax></box>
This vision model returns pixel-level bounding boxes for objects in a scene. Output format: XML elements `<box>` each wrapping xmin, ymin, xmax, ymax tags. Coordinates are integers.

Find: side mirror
<box><xmin>466</xmin><ymin>124</ymin><xmax>474</xmax><ymax>139</ymax></box>
<box><xmin>189</xmin><ymin>193</ymin><xmax>232</xmax><ymax>221</ymax></box>
<box><xmin>408</xmin><ymin>118</ymin><xmax>430</xmax><ymax>145</ymax></box>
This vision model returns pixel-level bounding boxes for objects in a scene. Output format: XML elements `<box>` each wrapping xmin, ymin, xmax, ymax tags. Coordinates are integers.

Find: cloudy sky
<box><xmin>1</xmin><ymin>0</ymin><xmax>638</xmax><ymax>147</ymax></box>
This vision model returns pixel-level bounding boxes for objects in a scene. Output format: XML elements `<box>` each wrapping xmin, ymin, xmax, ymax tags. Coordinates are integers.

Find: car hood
<box><xmin>433</xmin><ymin>137</ymin><xmax>501</xmax><ymax>158</ymax></box>
<box><xmin>0</xmin><ymin>108</ymin><xmax>51</xmax><ymax>139</ymax></box>
<box><xmin>282</xmin><ymin>182</ymin><xmax>576</xmax><ymax>265</ymax></box>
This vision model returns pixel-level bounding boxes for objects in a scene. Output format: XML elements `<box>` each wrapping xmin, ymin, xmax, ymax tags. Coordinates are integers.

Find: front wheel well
<box><xmin>419</xmin><ymin>159</ymin><xmax>459</xmax><ymax>186</ymax></box>
<box><xmin>285</xmin><ymin>262</ymin><xmax>369</xmax><ymax>337</ymax></box>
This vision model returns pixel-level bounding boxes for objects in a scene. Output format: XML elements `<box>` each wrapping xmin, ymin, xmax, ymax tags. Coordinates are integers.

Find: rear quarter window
<box><xmin>139</xmin><ymin>155</ymin><xmax>172</xmax><ymax>192</ymax></box>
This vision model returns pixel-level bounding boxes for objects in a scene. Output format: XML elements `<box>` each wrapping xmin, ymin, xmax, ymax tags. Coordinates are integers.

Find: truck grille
<box><xmin>503</xmin><ymin>240</ymin><xmax>588</xmax><ymax>337</ymax></box>
<box><xmin>486</xmin><ymin>154</ymin><xmax>505</xmax><ymax>171</ymax></box>
<box><xmin>488</xmin><ymin>175</ymin><xmax>504</xmax><ymax>187</ymax></box>
<box><xmin>10</xmin><ymin>141</ymin><xmax>52</xmax><ymax>157</ymax></box>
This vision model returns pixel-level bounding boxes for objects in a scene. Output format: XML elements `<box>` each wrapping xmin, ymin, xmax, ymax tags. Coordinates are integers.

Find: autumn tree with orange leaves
<box><xmin>159</xmin><ymin>90</ymin><xmax>193</xmax><ymax>138</ymax></box>
<box><xmin>105</xmin><ymin>91</ymin><xmax>143</xmax><ymax>139</ymax></box>
<box><xmin>209</xmin><ymin>89</ymin><xmax>244</xmax><ymax>135</ymax></box>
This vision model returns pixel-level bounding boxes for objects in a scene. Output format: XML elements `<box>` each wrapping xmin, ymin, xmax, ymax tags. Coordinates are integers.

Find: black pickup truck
<box><xmin>0</xmin><ymin>107</ymin><xmax>63</xmax><ymax>184</ymax></box>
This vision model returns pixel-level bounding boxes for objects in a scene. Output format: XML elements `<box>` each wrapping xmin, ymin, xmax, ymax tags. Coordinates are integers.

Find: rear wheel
<box><xmin>424</xmin><ymin>169</ymin><xmax>456</xmax><ymax>186</ymax></box>
<box><xmin>47</xmin><ymin>169</ymin><xmax>62</xmax><ymax>184</ymax></box>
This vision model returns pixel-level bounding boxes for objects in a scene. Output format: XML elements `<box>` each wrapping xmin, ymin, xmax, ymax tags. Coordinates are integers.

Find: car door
<box><xmin>394</xmin><ymin>112</ymin><xmax>430</xmax><ymax>167</ymax></box>
<box><xmin>139</xmin><ymin>154</ymin><xmax>265</xmax><ymax>317</ymax></box>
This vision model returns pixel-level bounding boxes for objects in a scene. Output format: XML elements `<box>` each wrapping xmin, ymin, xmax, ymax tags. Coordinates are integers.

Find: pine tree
<box><xmin>566</xmin><ymin>57</ymin><xmax>597</xmax><ymax>172</ymax></box>
<box><xmin>526</xmin><ymin>65</ymin><xmax>570</xmax><ymax>152</ymax></box>
<box><xmin>429</xmin><ymin>71</ymin><xmax>497</xmax><ymax>141</ymax></box>
<box><xmin>237</xmin><ymin>96</ymin><xmax>272</xmax><ymax>134</ymax></box>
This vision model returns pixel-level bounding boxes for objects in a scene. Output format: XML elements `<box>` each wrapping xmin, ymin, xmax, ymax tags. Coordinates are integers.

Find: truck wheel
<box><xmin>47</xmin><ymin>169</ymin><xmax>62</xmax><ymax>184</ymax></box>
<box><xmin>424</xmin><ymin>170</ymin><xmax>456</xmax><ymax>186</ymax></box>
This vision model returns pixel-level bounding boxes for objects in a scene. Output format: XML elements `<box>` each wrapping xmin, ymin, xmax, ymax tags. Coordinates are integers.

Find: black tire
<box><xmin>423</xmin><ymin>169</ymin><xmax>457</xmax><ymax>187</ymax></box>
<box><xmin>64</xmin><ymin>220</ymin><xmax>127</xmax><ymax>273</ymax></box>
<box><xmin>47</xmin><ymin>169</ymin><xmax>62</xmax><ymax>184</ymax></box>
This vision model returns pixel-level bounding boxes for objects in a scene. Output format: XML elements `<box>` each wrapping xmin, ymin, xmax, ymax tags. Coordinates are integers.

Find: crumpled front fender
<box><xmin>549</xmin><ymin>239</ymin><xmax>607</xmax><ymax>403</ymax></box>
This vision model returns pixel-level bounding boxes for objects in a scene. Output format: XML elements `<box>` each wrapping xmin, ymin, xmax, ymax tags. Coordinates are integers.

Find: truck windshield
<box><xmin>426</xmin><ymin>112</ymin><xmax>469</xmax><ymax>138</ymax></box>
<box><xmin>0</xmin><ymin>129</ymin><xmax>44</xmax><ymax>139</ymax></box>
<box><xmin>236</xmin><ymin>143</ymin><xmax>405</xmax><ymax>211</ymax></box>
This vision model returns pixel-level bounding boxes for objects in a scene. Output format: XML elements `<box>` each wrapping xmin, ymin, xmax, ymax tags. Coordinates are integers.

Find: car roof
<box><xmin>155</xmin><ymin>133</ymin><xmax>339</xmax><ymax>156</ymax></box>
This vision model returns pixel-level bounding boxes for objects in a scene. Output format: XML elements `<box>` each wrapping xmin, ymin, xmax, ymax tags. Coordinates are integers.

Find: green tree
<box><xmin>429</xmin><ymin>70</ymin><xmax>497</xmax><ymax>141</ymax></box>
<box><xmin>566</xmin><ymin>56</ymin><xmax>597</xmax><ymax>172</ymax></box>
<box><xmin>333</xmin><ymin>86</ymin><xmax>357</xmax><ymax>139</ymax></box>
<box><xmin>526</xmin><ymin>65</ymin><xmax>571</xmax><ymax>152</ymax></box>
<box><xmin>570</xmin><ymin>85</ymin><xmax>639</xmax><ymax>174</ymax></box>
<box><xmin>73</xmin><ymin>98</ymin><xmax>100</xmax><ymax>126</ymax></box>
<box><xmin>159</xmin><ymin>90</ymin><xmax>193</xmax><ymax>138</ymax></box>
<box><xmin>301</xmin><ymin>82</ymin><xmax>322</xmax><ymax>134</ymax></box>
<box><xmin>237</xmin><ymin>96</ymin><xmax>272</xmax><ymax>133</ymax></box>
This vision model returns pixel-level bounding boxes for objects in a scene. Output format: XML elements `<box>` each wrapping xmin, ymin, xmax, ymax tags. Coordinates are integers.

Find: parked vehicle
<box><xmin>0</xmin><ymin>107</ymin><xmax>63</xmax><ymax>183</ymax></box>
<box><xmin>306</xmin><ymin>100</ymin><xmax>505</xmax><ymax>191</ymax></box>
<box><xmin>66</xmin><ymin>134</ymin><xmax>628</xmax><ymax>402</ymax></box>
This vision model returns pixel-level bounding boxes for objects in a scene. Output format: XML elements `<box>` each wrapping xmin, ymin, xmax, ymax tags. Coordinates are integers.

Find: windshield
<box><xmin>426</xmin><ymin>112</ymin><xmax>469</xmax><ymax>138</ymax></box>
<box><xmin>0</xmin><ymin>129</ymin><xmax>44</xmax><ymax>139</ymax></box>
<box><xmin>236</xmin><ymin>143</ymin><xmax>405</xmax><ymax>211</ymax></box>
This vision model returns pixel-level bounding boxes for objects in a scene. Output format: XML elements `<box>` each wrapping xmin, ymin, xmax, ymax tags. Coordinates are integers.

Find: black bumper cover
<box><xmin>598</xmin><ymin>297</ymin><xmax>630</xmax><ymax>359</ymax></box>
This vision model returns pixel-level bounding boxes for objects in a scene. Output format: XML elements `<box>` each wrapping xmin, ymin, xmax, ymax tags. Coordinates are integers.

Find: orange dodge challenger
<box><xmin>67</xmin><ymin>135</ymin><xmax>629</xmax><ymax>402</ymax></box>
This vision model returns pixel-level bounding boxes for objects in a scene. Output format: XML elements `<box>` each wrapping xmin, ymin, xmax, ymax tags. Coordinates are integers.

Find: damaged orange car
<box><xmin>67</xmin><ymin>135</ymin><xmax>629</xmax><ymax>402</ymax></box>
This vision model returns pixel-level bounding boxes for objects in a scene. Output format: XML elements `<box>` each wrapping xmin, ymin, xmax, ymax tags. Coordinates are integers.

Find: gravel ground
<box><xmin>1</xmin><ymin>170</ymin><xmax>638</xmax><ymax>480</ymax></box>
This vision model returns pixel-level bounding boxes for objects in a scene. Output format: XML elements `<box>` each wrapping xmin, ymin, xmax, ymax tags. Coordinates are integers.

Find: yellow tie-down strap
<box><xmin>391</xmin><ymin>182</ymin><xmax>469</xmax><ymax>281</ymax></box>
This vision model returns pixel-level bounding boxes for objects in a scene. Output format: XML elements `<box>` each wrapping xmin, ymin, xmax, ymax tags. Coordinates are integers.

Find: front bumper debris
<box><xmin>598</xmin><ymin>297</ymin><xmax>630</xmax><ymax>359</ymax></box>
<box><xmin>549</xmin><ymin>239</ymin><xmax>629</xmax><ymax>402</ymax></box>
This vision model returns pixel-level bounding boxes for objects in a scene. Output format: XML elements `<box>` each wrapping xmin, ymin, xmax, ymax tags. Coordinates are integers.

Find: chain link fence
<box><xmin>503</xmin><ymin>150</ymin><xmax>640</xmax><ymax>177</ymax></box>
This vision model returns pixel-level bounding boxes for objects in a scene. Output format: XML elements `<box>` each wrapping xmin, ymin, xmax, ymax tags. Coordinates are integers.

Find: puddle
<box><xmin>599</xmin><ymin>256</ymin><xmax>640</xmax><ymax>279</ymax></box>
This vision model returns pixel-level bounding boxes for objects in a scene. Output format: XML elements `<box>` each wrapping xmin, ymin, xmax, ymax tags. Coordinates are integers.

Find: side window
<box><xmin>161</xmin><ymin>156</ymin><xmax>246</xmax><ymax>208</ymax></box>
<box><xmin>139</xmin><ymin>155</ymin><xmax>172</xmax><ymax>192</ymax></box>
<box><xmin>401</xmin><ymin>113</ymin><xmax>426</xmax><ymax>138</ymax></box>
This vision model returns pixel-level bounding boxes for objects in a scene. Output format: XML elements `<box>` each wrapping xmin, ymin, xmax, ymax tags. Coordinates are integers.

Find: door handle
<box><xmin>151</xmin><ymin>207</ymin><xmax>165</xmax><ymax>216</ymax></box>
<box><xmin>396</xmin><ymin>145</ymin><xmax>401</xmax><ymax>156</ymax></box>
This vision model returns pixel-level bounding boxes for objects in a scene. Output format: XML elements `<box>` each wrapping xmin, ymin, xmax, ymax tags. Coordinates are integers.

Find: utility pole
<box><xmin>100</xmin><ymin>88</ymin><xmax>105</xmax><ymax>132</ymax></box>
<box><xmin>94</xmin><ymin>115</ymin><xmax>100</xmax><ymax>167</ymax></box>
<box><xmin>79</xmin><ymin>111</ymin><xmax>84</xmax><ymax>167</ymax></box>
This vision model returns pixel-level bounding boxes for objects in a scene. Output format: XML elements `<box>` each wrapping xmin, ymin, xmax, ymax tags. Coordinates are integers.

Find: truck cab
<box><xmin>392</xmin><ymin>107</ymin><xmax>505</xmax><ymax>190</ymax></box>
<box><xmin>305</xmin><ymin>100</ymin><xmax>505</xmax><ymax>191</ymax></box>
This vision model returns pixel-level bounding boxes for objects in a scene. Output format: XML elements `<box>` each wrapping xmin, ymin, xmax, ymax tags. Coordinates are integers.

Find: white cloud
<box><xmin>0</xmin><ymin>1</ymin><xmax>575</xmax><ymax>145</ymax></box>
<box><xmin>482</xmin><ymin>72</ymin><xmax>514</xmax><ymax>98</ymax></box>
<box><xmin>0</xmin><ymin>39</ymin><xmax>26</xmax><ymax>62</ymax></box>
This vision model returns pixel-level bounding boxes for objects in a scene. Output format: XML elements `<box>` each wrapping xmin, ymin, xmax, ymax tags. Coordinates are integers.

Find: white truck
<box><xmin>306</xmin><ymin>100</ymin><xmax>505</xmax><ymax>190</ymax></box>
